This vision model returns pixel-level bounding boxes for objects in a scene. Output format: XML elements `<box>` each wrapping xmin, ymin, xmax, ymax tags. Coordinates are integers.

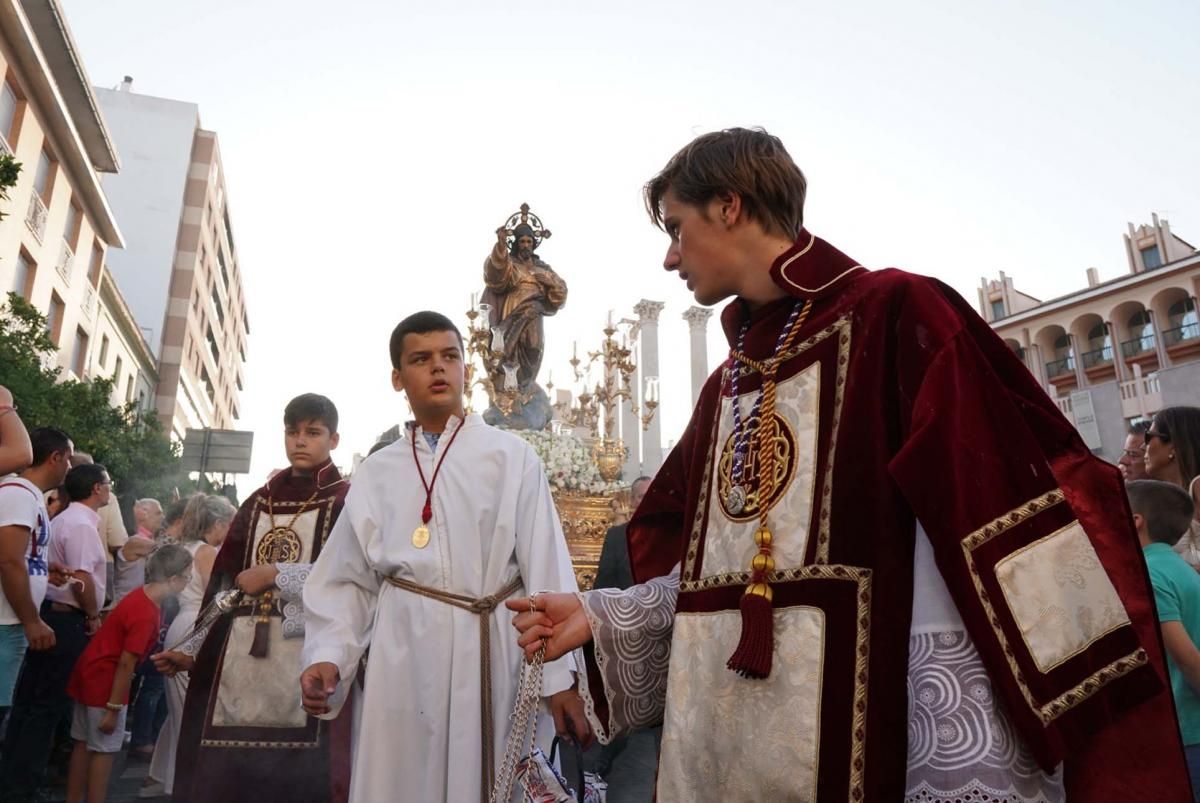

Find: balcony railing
<box><xmin>1163</xmin><ymin>323</ymin><xmax>1200</xmax><ymax>346</ymax></box>
<box><xmin>25</xmin><ymin>193</ymin><xmax>48</xmax><ymax>243</ymax></box>
<box><xmin>55</xmin><ymin>240</ymin><xmax>74</xmax><ymax>285</ymax></box>
<box><xmin>1120</xmin><ymin>335</ymin><xmax>1156</xmax><ymax>358</ymax></box>
<box><xmin>1120</xmin><ymin>371</ymin><xmax>1164</xmax><ymax>418</ymax></box>
<box><xmin>81</xmin><ymin>283</ymin><xmax>96</xmax><ymax>320</ymax></box>
<box><xmin>1081</xmin><ymin>347</ymin><xmax>1113</xmax><ymax>368</ymax></box>
<box><xmin>1044</xmin><ymin>357</ymin><xmax>1075</xmax><ymax>377</ymax></box>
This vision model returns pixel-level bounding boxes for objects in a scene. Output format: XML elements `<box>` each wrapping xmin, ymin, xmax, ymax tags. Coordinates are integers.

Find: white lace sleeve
<box><xmin>577</xmin><ymin>568</ymin><xmax>677</xmax><ymax>745</ymax></box>
<box><xmin>906</xmin><ymin>630</ymin><xmax>1064</xmax><ymax>803</ymax></box>
<box><xmin>275</xmin><ymin>562</ymin><xmax>311</xmax><ymax>639</ymax></box>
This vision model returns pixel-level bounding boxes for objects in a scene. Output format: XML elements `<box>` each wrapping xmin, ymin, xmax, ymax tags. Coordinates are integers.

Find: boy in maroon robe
<box><xmin>509</xmin><ymin>128</ymin><xmax>1193</xmax><ymax>801</ymax></box>
<box><xmin>155</xmin><ymin>394</ymin><xmax>351</xmax><ymax>803</ymax></box>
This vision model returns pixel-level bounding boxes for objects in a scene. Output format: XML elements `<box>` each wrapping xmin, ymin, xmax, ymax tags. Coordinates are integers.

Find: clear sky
<box><xmin>61</xmin><ymin>0</ymin><xmax>1200</xmax><ymax>486</ymax></box>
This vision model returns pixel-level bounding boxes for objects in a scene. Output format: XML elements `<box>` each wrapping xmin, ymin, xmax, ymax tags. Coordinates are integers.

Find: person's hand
<box><xmin>47</xmin><ymin>562</ymin><xmax>72</xmax><ymax>587</ymax></box>
<box><xmin>0</xmin><ymin>385</ymin><xmax>13</xmax><ymax>407</ymax></box>
<box><xmin>85</xmin><ymin>616</ymin><xmax>101</xmax><ymax>636</ymax></box>
<box><xmin>23</xmin><ymin>618</ymin><xmax>55</xmax><ymax>651</ymax></box>
<box><xmin>505</xmin><ymin>593</ymin><xmax>593</xmax><ymax>661</ymax></box>
<box><xmin>151</xmin><ymin>650</ymin><xmax>194</xmax><ymax>677</ymax></box>
<box><xmin>236</xmin><ymin>565</ymin><xmax>279</xmax><ymax>597</ymax></box>
<box><xmin>495</xmin><ymin>226</ymin><xmax>510</xmax><ymax>244</ymax></box>
<box><xmin>301</xmin><ymin>662</ymin><xmax>340</xmax><ymax>715</ymax></box>
<box><xmin>98</xmin><ymin>709</ymin><xmax>119</xmax><ymax>734</ymax></box>
<box><xmin>549</xmin><ymin>687</ymin><xmax>593</xmax><ymax>749</ymax></box>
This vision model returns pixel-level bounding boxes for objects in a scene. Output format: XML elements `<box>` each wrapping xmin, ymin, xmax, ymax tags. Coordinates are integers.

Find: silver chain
<box><xmin>490</xmin><ymin>645</ymin><xmax>547</xmax><ymax>803</ymax></box>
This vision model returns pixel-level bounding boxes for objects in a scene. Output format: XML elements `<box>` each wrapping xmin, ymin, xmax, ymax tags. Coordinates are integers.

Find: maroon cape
<box><xmin>172</xmin><ymin>461</ymin><xmax>351</xmax><ymax>803</ymax></box>
<box><xmin>613</xmin><ymin>231</ymin><xmax>1190</xmax><ymax>801</ymax></box>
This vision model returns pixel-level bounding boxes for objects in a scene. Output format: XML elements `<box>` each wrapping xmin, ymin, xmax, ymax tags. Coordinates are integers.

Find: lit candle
<box><xmin>607</xmin><ymin>309</ymin><xmax>614</xmax><ymax>328</ymax></box>
<box><xmin>645</xmin><ymin>376</ymin><xmax>660</xmax><ymax>403</ymax></box>
<box><xmin>470</xmin><ymin>292</ymin><xmax>477</xmax><ymax>310</ymax></box>
<box><xmin>572</xmin><ymin>341</ymin><xmax>578</xmax><ymax>360</ymax></box>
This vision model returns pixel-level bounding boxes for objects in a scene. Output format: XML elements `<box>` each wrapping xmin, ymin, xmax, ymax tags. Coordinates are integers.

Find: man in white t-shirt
<box><xmin>0</xmin><ymin>462</ymin><xmax>110</xmax><ymax>801</ymax></box>
<box><xmin>0</xmin><ymin>427</ymin><xmax>73</xmax><ymax>719</ymax></box>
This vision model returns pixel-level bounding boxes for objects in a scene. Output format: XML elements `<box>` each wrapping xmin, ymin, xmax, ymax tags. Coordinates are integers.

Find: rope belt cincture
<box><xmin>384</xmin><ymin>574</ymin><xmax>524</xmax><ymax>803</ymax></box>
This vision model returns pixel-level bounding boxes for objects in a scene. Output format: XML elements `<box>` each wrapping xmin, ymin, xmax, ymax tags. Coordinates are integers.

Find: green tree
<box><xmin>0</xmin><ymin>153</ymin><xmax>21</xmax><ymax>220</ymax></box>
<box><xmin>0</xmin><ymin>292</ymin><xmax>190</xmax><ymax>510</ymax></box>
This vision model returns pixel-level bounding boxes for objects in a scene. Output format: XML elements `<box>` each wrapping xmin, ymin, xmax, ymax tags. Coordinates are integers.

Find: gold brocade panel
<box><xmin>553</xmin><ymin>490</ymin><xmax>620</xmax><ymax>591</ymax></box>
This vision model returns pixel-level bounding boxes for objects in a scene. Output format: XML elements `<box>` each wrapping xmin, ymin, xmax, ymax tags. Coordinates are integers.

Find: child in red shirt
<box><xmin>64</xmin><ymin>544</ymin><xmax>194</xmax><ymax>803</ymax></box>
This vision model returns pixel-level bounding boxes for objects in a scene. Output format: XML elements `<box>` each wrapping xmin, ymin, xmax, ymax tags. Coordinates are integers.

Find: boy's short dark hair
<box><xmin>1127</xmin><ymin>479</ymin><xmax>1196</xmax><ymax>546</ymax></box>
<box><xmin>284</xmin><ymin>393</ymin><xmax>339</xmax><ymax>435</ymax></box>
<box><xmin>145</xmin><ymin>543</ymin><xmax>194</xmax><ymax>583</ymax></box>
<box><xmin>645</xmin><ymin>127</ymin><xmax>808</xmax><ymax>241</ymax></box>
<box><xmin>389</xmin><ymin>312</ymin><xmax>464</xmax><ymax>371</ymax></box>
<box><xmin>28</xmin><ymin>427</ymin><xmax>71</xmax><ymax>467</ymax></box>
<box><xmin>64</xmin><ymin>463</ymin><xmax>107</xmax><ymax>502</ymax></box>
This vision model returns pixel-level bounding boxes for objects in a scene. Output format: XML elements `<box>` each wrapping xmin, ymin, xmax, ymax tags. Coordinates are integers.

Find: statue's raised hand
<box><xmin>495</xmin><ymin>226</ymin><xmax>510</xmax><ymax>244</ymax></box>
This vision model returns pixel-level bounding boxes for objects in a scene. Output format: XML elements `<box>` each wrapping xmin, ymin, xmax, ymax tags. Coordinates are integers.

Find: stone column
<box><xmin>1148</xmin><ymin>309</ymin><xmax>1171</xmax><ymax>369</ymax></box>
<box><xmin>620</xmin><ymin>323</ymin><xmax>640</xmax><ymax>479</ymax></box>
<box><xmin>1070</xmin><ymin>333</ymin><xmax>1087</xmax><ymax>387</ymax></box>
<box><xmin>683</xmin><ymin>306</ymin><xmax>713</xmax><ymax>407</ymax></box>
<box><xmin>635</xmin><ymin>300</ymin><xmax>666</xmax><ymax>474</ymax></box>
<box><xmin>1107</xmin><ymin>321</ymin><xmax>1126</xmax><ymax>382</ymax></box>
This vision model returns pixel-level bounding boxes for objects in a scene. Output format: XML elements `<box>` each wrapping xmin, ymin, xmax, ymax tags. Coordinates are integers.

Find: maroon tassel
<box><xmin>249</xmin><ymin>618</ymin><xmax>270</xmax><ymax>658</ymax></box>
<box><xmin>726</xmin><ymin>592</ymin><xmax>774</xmax><ymax>679</ymax></box>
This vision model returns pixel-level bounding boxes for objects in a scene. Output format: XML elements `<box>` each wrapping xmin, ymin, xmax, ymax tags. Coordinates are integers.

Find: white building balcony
<box><xmin>1119</xmin><ymin>367</ymin><xmax>1162</xmax><ymax>419</ymax></box>
<box><xmin>55</xmin><ymin>239</ymin><xmax>73</xmax><ymax>284</ymax></box>
<box><xmin>25</xmin><ymin>193</ymin><xmax>48</xmax><ymax>243</ymax></box>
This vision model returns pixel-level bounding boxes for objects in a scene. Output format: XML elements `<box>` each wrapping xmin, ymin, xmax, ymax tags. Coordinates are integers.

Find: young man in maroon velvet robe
<box><xmin>155</xmin><ymin>394</ymin><xmax>351</xmax><ymax>803</ymax></box>
<box><xmin>509</xmin><ymin>128</ymin><xmax>1193</xmax><ymax>801</ymax></box>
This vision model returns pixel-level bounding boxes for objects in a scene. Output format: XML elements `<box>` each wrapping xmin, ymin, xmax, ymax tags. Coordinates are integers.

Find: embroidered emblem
<box><xmin>255</xmin><ymin>527</ymin><xmax>303</xmax><ymax>565</ymax></box>
<box><xmin>716</xmin><ymin>411</ymin><xmax>797</xmax><ymax>522</ymax></box>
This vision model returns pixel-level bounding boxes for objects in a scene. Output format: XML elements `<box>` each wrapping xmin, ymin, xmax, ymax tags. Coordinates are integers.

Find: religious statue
<box><xmin>480</xmin><ymin>204</ymin><xmax>568</xmax><ymax>430</ymax></box>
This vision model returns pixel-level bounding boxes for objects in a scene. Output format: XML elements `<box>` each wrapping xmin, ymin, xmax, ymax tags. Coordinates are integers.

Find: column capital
<box><xmin>683</xmin><ymin>306</ymin><xmax>713</xmax><ymax>331</ymax></box>
<box><xmin>634</xmin><ymin>299</ymin><xmax>665</xmax><ymax>323</ymax></box>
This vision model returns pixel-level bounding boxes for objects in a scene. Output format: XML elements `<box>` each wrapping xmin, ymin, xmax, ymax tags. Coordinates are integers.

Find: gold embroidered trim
<box><xmin>962</xmin><ymin>490</ymin><xmax>1065</xmax><ymax>551</ymax></box>
<box><xmin>684</xmin><ymin>384</ymin><xmax>725</xmax><ymax>580</ymax></box>
<box><xmin>1042</xmin><ymin>649</ymin><xmax>1148</xmax><ymax>721</ymax></box>
<box><xmin>199</xmin><ymin>736</ymin><xmax>321</xmax><ymax>749</ymax></box>
<box><xmin>680</xmin><ymin>565</ymin><xmax>871</xmax><ymax>800</ymax></box>
<box><xmin>960</xmin><ymin>489</ymin><xmax>1145</xmax><ymax>725</ymax></box>
<box><xmin>817</xmin><ymin>318</ymin><xmax>851</xmax><ymax>564</ymax></box>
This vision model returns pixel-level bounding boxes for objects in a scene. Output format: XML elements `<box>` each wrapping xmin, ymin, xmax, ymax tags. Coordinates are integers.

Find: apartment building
<box><xmin>94</xmin><ymin>80</ymin><xmax>248</xmax><ymax>440</ymax></box>
<box><xmin>982</xmin><ymin>214</ymin><xmax>1200</xmax><ymax>459</ymax></box>
<box><xmin>0</xmin><ymin>1</ymin><xmax>154</xmax><ymax>394</ymax></box>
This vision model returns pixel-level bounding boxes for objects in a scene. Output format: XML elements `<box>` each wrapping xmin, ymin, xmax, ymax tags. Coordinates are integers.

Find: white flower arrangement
<box><xmin>514</xmin><ymin>430</ymin><xmax>622</xmax><ymax>495</ymax></box>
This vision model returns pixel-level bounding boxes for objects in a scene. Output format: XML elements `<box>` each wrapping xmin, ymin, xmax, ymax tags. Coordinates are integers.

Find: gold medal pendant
<box><xmin>412</xmin><ymin>524</ymin><xmax>430</xmax><ymax>549</ymax></box>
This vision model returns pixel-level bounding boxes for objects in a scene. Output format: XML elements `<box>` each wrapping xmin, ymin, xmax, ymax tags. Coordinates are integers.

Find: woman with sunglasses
<box><xmin>1144</xmin><ymin>406</ymin><xmax>1200</xmax><ymax>569</ymax></box>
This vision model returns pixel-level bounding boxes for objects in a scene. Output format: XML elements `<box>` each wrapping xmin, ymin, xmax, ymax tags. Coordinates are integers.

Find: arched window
<box><xmin>1085</xmin><ymin>322</ymin><xmax>1112</xmax><ymax>366</ymax></box>
<box><xmin>1046</xmin><ymin>332</ymin><xmax>1075</xmax><ymax>375</ymax></box>
<box><xmin>1125</xmin><ymin>310</ymin><xmax>1154</xmax><ymax>355</ymax></box>
<box><xmin>1167</xmin><ymin>297</ymin><xmax>1199</xmax><ymax>343</ymax></box>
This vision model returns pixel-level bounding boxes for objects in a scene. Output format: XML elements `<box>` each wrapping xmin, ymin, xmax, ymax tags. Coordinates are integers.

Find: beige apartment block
<box><xmin>94</xmin><ymin>82</ymin><xmax>248</xmax><ymax>441</ymax></box>
<box><xmin>982</xmin><ymin>214</ymin><xmax>1200</xmax><ymax>459</ymax></box>
<box><xmin>0</xmin><ymin>1</ymin><xmax>159</xmax><ymax>406</ymax></box>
